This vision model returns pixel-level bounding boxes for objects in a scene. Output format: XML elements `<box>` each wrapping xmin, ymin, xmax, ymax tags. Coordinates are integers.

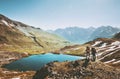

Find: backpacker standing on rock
<box><xmin>91</xmin><ymin>47</ymin><xmax>97</xmax><ymax>61</ymax></box>
<box><xmin>85</xmin><ymin>46</ymin><xmax>90</xmax><ymax>60</ymax></box>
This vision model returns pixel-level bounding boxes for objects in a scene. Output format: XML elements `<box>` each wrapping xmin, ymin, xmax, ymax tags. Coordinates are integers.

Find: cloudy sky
<box><xmin>0</xmin><ymin>0</ymin><xmax>120</xmax><ymax>30</ymax></box>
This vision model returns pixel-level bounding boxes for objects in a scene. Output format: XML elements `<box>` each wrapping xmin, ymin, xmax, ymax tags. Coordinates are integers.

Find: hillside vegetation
<box><xmin>0</xmin><ymin>14</ymin><xmax>70</xmax><ymax>54</ymax></box>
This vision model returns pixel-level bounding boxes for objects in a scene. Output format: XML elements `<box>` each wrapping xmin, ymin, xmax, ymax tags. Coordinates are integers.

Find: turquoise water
<box><xmin>4</xmin><ymin>53</ymin><xmax>85</xmax><ymax>71</ymax></box>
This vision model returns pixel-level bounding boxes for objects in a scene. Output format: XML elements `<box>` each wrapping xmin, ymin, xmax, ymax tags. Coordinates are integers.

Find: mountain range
<box><xmin>49</xmin><ymin>26</ymin><xmax>120</xmax><ymax>44</ymax></box>
<box><xmin>90</xmin><ymin>26</ymin><xmax>120</xmax><ymax>40</ymax></box>
<box><xmin>0</xmin><ymin>14</ymin><xmax>70</xmax><ymax>54</ymax></box>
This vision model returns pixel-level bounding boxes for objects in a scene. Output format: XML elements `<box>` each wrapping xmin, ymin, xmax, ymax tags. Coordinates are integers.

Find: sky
<box><xmin>0</xmin><ymin>0</ymin><xmax>120</xmax><ymax>30</ymax></box>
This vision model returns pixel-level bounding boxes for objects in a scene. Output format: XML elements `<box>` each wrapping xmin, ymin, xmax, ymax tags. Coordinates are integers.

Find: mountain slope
<box><xmin>0</xmin><ymin>14</ymin><xmax>70</xmax><ymax>54</ymax></box>
<box><xmin>49</xmin><ymin>27</ymin><xmax>95</xmax><ymax>44</ymax></box>
<box><xmin>90</xmin><ymin>26</ymin><xmax>120</xmax><ymax>40</ymax></box>
<box><xmin>49</xmin><ymin>26</ymin><xmax>120</xmax><ymax>44</ymax></box>
<box><xmin>87</xmin><ymin>37</ymin><xmax>120</xmax><ymax>68</ymax></box>
<box><xmin>113</xmin><ymin>32</ymin><xmax>120</xmax><ymax>39</ymax></box>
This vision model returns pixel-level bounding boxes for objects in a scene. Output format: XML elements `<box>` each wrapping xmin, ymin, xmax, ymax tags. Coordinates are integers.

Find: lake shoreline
<box><xmin>3</xmin><ymin>53</ymin><xmax>85</xmax><ymax>71</ymax></box>
<box><xmin>0</xmin><ymin>50</ymin><xmax>85</xmax><ymax>79</ymax></box>
<box><xmin>0</xmin><ymin>51</ymin><xmax>35</xmax><ymax>79</ymax></box>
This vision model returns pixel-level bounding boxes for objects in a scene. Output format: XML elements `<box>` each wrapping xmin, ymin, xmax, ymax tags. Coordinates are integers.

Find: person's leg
<box><xmin>86</xmin><ymin>54</ymin><xmax>89</xmax><ymax>60</ymax></box>
<box><xmin>91</xmin><ymin>54</ymin><xmax>94</xmax><ymax>61</ymax></box>
<box><xmin>94</xmin><ymin>55</ymin><xmax>96</xmax><ymax>61</ymax></box>
<box><xmin>93</xmin><ymin>55</ymin><xmax>96</xmax><ymax>61</ymax></box>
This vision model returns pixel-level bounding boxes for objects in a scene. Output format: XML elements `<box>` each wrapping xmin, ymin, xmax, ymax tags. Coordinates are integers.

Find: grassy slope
<box><xmin>0</xmin><ymin>24</ymin><xmax>70</xmax><ymax>54</ymax></box>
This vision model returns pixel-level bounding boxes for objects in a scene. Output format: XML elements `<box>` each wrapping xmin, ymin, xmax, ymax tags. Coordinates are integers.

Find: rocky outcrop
<box><xmin>31</xmin><ymin>36</ymin><xmax>44</xmax><ymax>48</ymax></box>
<box><xmin>0</xmin><ymin>51</ymin><xmax>28</xmax><ymax>67</ymax></box>
<box><xmin>0</xmin><ymin>68</ymin><xmax>35</xmax><ymax>79</ymax></box>
<box><xmin>33</xmin><ymin>60</ymin><xmax>120</xmax><ymax>79</ymax></box>
<box><xmin>0</xmin><ymin>51</ymin><xmax>35</xmax><ymax>79</ymax></box>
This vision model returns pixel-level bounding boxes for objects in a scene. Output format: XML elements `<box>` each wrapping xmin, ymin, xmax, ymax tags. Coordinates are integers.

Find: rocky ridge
<box><xmin>33</xmin><ymin>60</ymin><xmax>120</xmax><ymax>79</ymax></box>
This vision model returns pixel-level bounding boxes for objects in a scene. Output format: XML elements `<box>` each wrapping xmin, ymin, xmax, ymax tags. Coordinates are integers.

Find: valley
<box><xmin>0</xmin><ymin>14</ymin><xmax>71</xmax><ymax>79</ymax></box>
<box><xmin>0</xmin><ymin>0</ymin><xmax>120</xmax><ymax>79</ymax></box>
<box><xmin>0</xmin><ymin>14</ymin><xmax>70</xmax><ymax>54</ymax></box>
<box><xmin>0</xmin><ymin>14</ymin><xmax>120</xmax><ymax>79</ymax></box>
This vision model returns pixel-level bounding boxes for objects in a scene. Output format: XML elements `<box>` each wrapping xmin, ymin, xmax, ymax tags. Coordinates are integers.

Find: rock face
<box><xmin>33</xmin><ymin>60</ymin><xmax>120</xmax><ymax>79</ymax></box>
<box><xmin>0</xmin><ymin>14</ymin><xmax>70</xmax><ymax>54</ymax></box>
<box><xmin>0</xmin><ymin>51</ymin><xmax>28</xmax><ymax>67</ymax></box>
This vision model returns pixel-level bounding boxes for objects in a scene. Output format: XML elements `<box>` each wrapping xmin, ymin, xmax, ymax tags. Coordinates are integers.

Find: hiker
<box><xmin>82</xmin><ymin>58</ymin><xmax>90</xmax><ymax>68</ymax></box>
<box><xmin>82</xmin><ymin>46</ymin><xmax>90</xmax><ymax>68</ymax></box>
<box><xmin>91</xmin><ymin>47</ymin><xmax>97</xmax><ymax>61</ymax></box>
<box><xmin>85</xmin><ymin>46</ymin><xmax>90</xmax><ymax>60</ymax></box>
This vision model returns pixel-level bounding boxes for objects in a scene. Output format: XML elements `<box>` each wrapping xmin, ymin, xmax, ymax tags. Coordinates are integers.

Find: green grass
<box><xmin>0</xmin><ymin>25</ymin><xmax>70</xmax><ymax>54</ymax></box>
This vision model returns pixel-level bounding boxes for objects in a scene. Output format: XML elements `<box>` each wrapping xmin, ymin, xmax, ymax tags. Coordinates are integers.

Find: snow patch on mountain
<box><xmin>105</xmin><ymin>47</ymin><xmax>116</xmax><ymax>52</ymax></box>
<box><xmin>92</xmin><ymin>41</ymin><xmax>102</xmax><ymax>46</ymax></box>
<box><xmin>9</xmin><ymin>23</ymin><xmax>15</xmax><ymax>27</ymax></box>
<box><xmin>111</xmin><ymin>41</ymin><xmax>120</xmax><ymax>46</ymax></box>
<box><xmin>11</xmin><ymin>77</ymin><xmax>20</xmax><ymax>79</ymax></box>
<box><xmin>1</xmin><ymin>20</ymin><xmax>9</xmax><ymax>26</ymax></box>
<box><xmin>104</xmin><ymin>59</ymin><xmax>116</xmax><ymax>64</ymax></box>
<box><xmin>109</xmin><ymin>45</ymin><xmax>116</xmax><ymax>49</ymax></box>
<box><xmin>113</xmin><ymin>60</ymin><xmax>120</xmax><ymax>64</ymax></box>
<box><xmin>16</xmin><ymin>26</ymin><xmax>32</xmax><ymax>36</ymax></box>
<box><xmin>100</xmin><ymin>43</ymin><xmax>107</xmax><ymax>48</ymax></box>
<box><xmin>99</xmin><ymin>51</ymin><xmax>116</xmax><ymax>61</ymax></box>
<box><xmin>97</xmin><ymin>52</ymin><xmax>103</xmax><ymax>56</ymax></box>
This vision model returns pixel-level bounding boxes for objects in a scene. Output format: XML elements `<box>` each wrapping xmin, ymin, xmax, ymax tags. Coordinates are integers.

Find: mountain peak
<box><xmin>0</xmin><ymin>14</ymin><xmax>14</xmax><ymax>27</ymax></box>
<box><xmin>0</xmin><ymin>14</ymin><xmax>30</xmax><ymax>28</ymax></box>
<box><xmin>0</xmin><ymin>14</ymin><xmax>11</xmax><ymax>21</ymax></box>
<box><xmin>0</xmin><ymin>14</ymin><xmax>6</xmax><ymax>18</ymax></box>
